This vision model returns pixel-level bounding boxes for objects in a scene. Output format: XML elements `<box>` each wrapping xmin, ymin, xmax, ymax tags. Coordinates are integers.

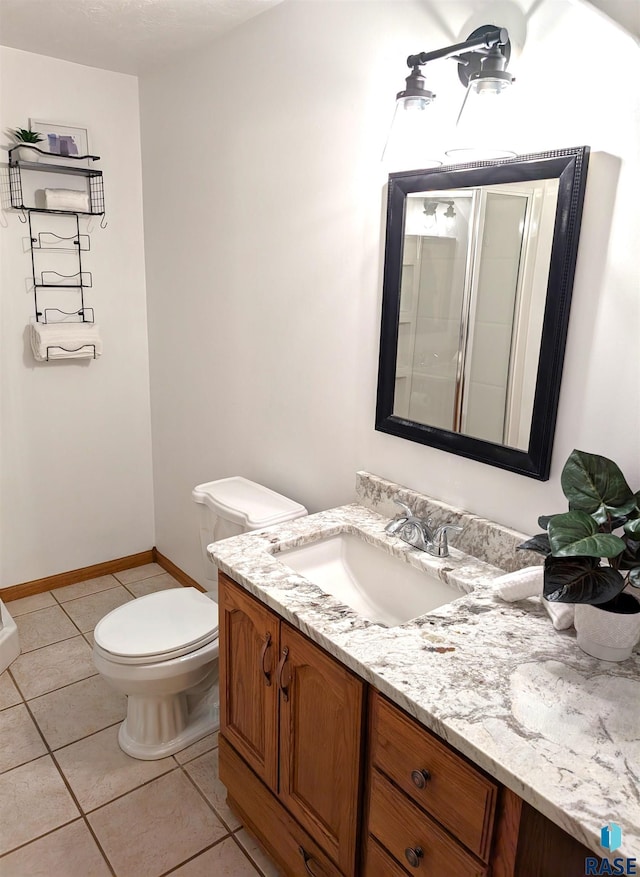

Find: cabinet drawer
<box><xmin>220</xmin><ymin>735</ymin><xmax>344</xmax><ymax>877</ymax></box>
<box><xmin>370</xmin><ymin>692</ymin><xmax>496</xmax><ymax>860</ymax></box>
<box><xmin>368</xmin><ymin>768</ymin><xmax>488</xmax><ymax>877</ymax></box>
<box><xmin>364</xmin><ymin>835</ymin><xmax>412</xmax><ymax>877</ymax></box>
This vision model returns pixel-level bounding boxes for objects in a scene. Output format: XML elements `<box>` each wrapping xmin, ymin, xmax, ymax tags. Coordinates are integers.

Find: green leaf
<box><xmin>619</xmin><ymin>537</ymin><xmax>640</xmax><ymax>570</ymax></box>
<box><xmin>548</xmin><ymin>511</ymin><xmax>626</xmax><ymax>558</ymax></box>
<box><xmin>590</xmin><ymin>497</ymin><xmax>638</xmax><ymax>526</ymax></box>
<box><xmin>12</xmin><ymin>127</ymin><xmax>43</xmax><ymax>143</ymax></box>
<box><xmin>517</xmin><ymin>533</ymin><xmax>551</xmax><ymax>556</ymax></box>
<box><xmin>624</xmin><ymin>518</ymin><xmax>640</xmax><ymax>537</ymax></box>
<box><xmin>543</xmin><ymin>556</ymin><xmax>626</xmax><ymax>604</ymax></box>
<box><xmin>561</xmin><ymin>449</ymin><xmax>634</xmax><ymax>519</ymax></box>
<box><xmin>537</xmin><ymin>515</ymin><xmax>557</xmax><ymax>531</ymax></box>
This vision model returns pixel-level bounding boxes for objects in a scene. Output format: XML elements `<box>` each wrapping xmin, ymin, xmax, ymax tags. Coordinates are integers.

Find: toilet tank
<box><xmin>192</xmin><ymin>477</ymin><xmax>308</xmax><ymax>581</ymax></box>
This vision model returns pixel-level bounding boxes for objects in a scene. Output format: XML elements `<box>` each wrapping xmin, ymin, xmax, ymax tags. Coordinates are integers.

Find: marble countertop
<box><xmin>210</xmin><ymin>490</ymin><xmax>640</xmax><ymax>860</ymax></box>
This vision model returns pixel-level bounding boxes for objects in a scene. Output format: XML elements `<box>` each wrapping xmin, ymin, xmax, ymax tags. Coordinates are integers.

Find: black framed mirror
<box><xmin>375</xmin><ymin>146</ymin><xmax>589</xmax><ymax>480</ymax></box>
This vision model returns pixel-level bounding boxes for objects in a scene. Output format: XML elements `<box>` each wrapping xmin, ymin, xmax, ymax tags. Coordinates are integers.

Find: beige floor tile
<box><xmin>170</xmin><ymin>836</ymin><xmax>261</xmax><ymax>876</ymax></box>
<box><xmin>88</xmin><ymin>770</ymin><xmax>227</xmax><ymax>877</ymax></box>
<box><xmin>4</xmin><ymin>591</ymin><xmax>56</xmax><ymax>616</ymax></box>
<box><xmin>0</xmin><ymin>670</ymin><xmax>22</xmax><ymax>710</ymax></box>
<box><xmin>84</xmin><ymin>631</ymin><xmax>95</xmax><ymax>647</ymax></box>
<box><xmin>183</xmin><ymin>748</ymin><xmax>241</xmax><ymax>830</ymax></box>
<box><xmin>0</xmin><ymin>755</ymin><xmax>79</xmax><ymax>855</ymax></box>
<box><xmin>173</xmin><ymin>731</ymin><xmax>219</xmax><ymax>765</ymax></box>
<box><xmin>15</xmin><ymin>605</ymin><xmax>79</xmax><ymax>652</ymax></box>
<box><xmin>0</xmin><ymin>703</ymin><xmax>47</xmax><ymax>773</ymax></box>
<box><xmin>52</xmin><ymin>574</ymin><xmax>120</xmax><ymax>604</ymax></box>
<box><xmin>61</xmin><ymin>587</ymin><xmax>133</xmax><ymax>633</ymax></box>
<box><xmin>124</xmin><ymin>572</ymin><xmax>182</xmax><ymax>598</ymax></box>
<box><xmin>235</xmin><ymin>828</ymin><xmax>284</xmax><ymax>877</ymax></box>
<box><xmin>0</xmin><ymin>819</ymin><xmax>112</xmax><ymax>877</ymax></box>
<box><xmin>11</xmin><ymin>635</ymin><xmax>96</xmax><ymax>700</ymax></box>
<box><xmin>55</xmin><ymin>724</ymin><xmax>177</xmax><ymax>812</ymax></box>
<box><xmin>29</xmin><ymin>675</ymin><xmax>126</xmax><ymax>750</ymax></box>
<box><xmin>113</xmin><ymin>563</ymin><xmax>165</xmax><ymax>585</ymax></box>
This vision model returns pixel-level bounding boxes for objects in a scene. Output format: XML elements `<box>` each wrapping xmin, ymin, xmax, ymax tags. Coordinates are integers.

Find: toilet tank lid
<box><xmin>192</xmin><ymin>477</ymin><xmax>307</xmax><ymax>529</ymax></box>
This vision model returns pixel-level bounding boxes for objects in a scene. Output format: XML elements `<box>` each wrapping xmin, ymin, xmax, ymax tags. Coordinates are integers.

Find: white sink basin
<box><xmin>278</xmin><ymin>533</ymin><xmax>465</xmax><ymax>627</ymax></box>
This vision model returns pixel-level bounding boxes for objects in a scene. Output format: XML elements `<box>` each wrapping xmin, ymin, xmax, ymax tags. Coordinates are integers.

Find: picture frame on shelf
<box><xmin>29</xmin><ymin>120</ymin><xmax>90</xmax><ymax>166</ymax></box>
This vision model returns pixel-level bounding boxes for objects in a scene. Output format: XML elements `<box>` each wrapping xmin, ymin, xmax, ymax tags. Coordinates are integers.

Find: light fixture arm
<box><xmin>406</xmin><ymin>27</ymin><xmax>509</xmax><ymax>69</ymax></box>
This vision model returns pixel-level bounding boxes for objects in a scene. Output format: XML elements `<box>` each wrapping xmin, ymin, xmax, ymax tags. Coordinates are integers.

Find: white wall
<box><xmin>0</xmin><ymin>48</ymin><xmax>155</xmax><ymax>587</ymax></box>
<box><xmin>140</xmin><ymin>0</ymin><xmax>639</xmax><ymax>588</ymax></box>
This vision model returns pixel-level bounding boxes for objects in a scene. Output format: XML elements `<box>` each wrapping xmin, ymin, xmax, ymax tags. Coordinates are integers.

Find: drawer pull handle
<box><xmin>411</xmin><ymin>768</ymin><xmax>431</xmax><ymax>789</ymax></box>
<box><xmin>405</xmin><ymin>846</ymin><xmax>424</xmax><ymax>868</ymax></box>
<box><xmin>298</xmin><ymin>845</ymin><xmax>322</xmax><ymax>876</ymax></box>
<box><xmin>260</xmin><ymin>632</ymin><xmax>272</xmax><ymax>686</ymax></box>
<box><xmin>276</xmin><ymin>647</ymin><xmax>290</xmax><ymax>701</ymax></box>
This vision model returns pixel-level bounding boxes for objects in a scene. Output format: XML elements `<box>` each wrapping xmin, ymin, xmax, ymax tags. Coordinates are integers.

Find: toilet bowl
<box><xmin>93</xmin><ymin>477</ymin><xmax>307</xmax><ymax>760</ymax></box>
<box><xmin>93</xmin><ymin>588</ymin><xmax>219</xmax><ymax>760</ymax></box>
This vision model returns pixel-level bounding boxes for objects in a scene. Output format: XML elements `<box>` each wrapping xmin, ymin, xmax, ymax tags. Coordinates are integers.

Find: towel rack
<box><xmin>46</xmin><ymin>344</ymin><xmax>96</xmax><ymax>362</ymax></box>
<box><xmin>32</xmin><ymin>231</ymin><xmax>91</xmax><ymax>252</ymax></box>
<box><xmin>41</xmin><ymin>307</ymin><xmax>94</xmax><ymax>324</ymax></box>
<box><xmin>28</xmin><ymin>213</ymin><xmax>95</xmax><ymax>326</ymax></box>
<box><xmin>8</xmin><ymin>146</ymin><xmax>106</xmax><ymax>349</ymax></box>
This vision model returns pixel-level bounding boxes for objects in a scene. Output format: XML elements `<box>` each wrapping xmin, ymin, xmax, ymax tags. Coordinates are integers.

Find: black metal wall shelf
<box><xmin>8</xmin><ymin>144</ymin><xmax>101</xmax><ymax>169</ymax></box>
<box><xmin>8</xmin><ymin>146</ymin><xmax>105</xmax><ymax>216</ymax></box>
<box><xmin>9</xmin><ymin>148</ymin><xmax>105</xmax><ymax>340</ymax></box>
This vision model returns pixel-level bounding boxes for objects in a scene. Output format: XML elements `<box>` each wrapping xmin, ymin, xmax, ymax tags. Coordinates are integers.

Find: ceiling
<box><xmin>0</xmin><ymin>0</ymin><xmax>636</xmax><ymax>76</ymax></box>
<box><xmin>0</xmin><ymin>0</ymin><xmax>285</xmax><ymax>75</ymax></box>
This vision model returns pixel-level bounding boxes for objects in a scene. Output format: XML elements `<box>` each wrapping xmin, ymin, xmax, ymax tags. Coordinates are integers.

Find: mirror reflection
<box><xmin>376</xmin><ymin>147</ymin><xmax>590</xmax><ymax>480</ymax></box>
<box><xmin>394</xmin><ymin>178</ymin><xmax>559</xmax><ymax>450</ymax></box>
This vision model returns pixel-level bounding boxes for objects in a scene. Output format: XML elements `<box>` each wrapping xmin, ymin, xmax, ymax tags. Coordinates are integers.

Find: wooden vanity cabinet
<box><xmin>219</xmin><ymin>573</ymin><xmax>364</xmax><ymax>877</ymax></box>
<box><xmin>219</xmin><ymin>572</ymin><xmax>600</xmax><ymax>877</ymax></box>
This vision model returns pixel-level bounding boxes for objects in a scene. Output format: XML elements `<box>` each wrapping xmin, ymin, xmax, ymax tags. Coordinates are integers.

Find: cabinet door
<box><xmin>278</xmin><ymin>622</ymin><xmax>364</xmax><ymax>877</ymax></box>
<box><xmin>218</xmin><ymin>574</ymin><xmax>279</xmax><ymax>790</ymax></box>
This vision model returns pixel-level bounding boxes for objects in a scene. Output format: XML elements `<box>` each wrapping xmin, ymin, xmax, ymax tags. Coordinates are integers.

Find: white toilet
<box><xmin>93</xmin><ymin>477</ymin><xmax>307</xmax><ymax>760</ymax></box>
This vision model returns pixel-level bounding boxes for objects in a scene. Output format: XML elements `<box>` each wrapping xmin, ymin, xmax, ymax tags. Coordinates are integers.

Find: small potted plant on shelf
<box><xmin>519</xmin><ymin>448</ymin><xmax>640</xmax><ymax>662</ymax></box>
<box><xmin>10</xmin><ymin>126</ymin><xmax>44</xmax><ymax>162</ymax></box>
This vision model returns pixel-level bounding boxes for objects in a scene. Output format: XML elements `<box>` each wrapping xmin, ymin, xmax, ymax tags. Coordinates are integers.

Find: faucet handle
<box><xmin>435</xmin><ymin>523</ymin><xmax>464</xmax><ymax>555</ymax></box>
<box><xmin>393</xmin><ymin>499</ymin><xmax>413</xmax><ymax>517</ymax></box>
<box><xmin>384</xmin><ymin>499</ymin><xmax>413</xmax><ymax>534</ymax></box>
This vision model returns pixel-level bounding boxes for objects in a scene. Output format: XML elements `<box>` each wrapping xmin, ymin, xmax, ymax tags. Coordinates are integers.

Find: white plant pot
<box><xmin>16</xmin><ymin>144</ymin><xmax>41</xmax><ymax>162</ymax></box>
<box><xmin>575</xmin><ymin>599</ymin><xmax>640</xmax><ymax>662</ymax></box>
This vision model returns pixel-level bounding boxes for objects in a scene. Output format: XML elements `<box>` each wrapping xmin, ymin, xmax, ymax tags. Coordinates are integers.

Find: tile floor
<box><xmin>0</xmin><ymin>563</ymin><xmax>282</xmax><ymax>877</ymax></box>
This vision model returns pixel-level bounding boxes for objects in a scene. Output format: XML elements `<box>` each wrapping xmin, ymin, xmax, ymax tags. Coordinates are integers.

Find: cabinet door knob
<box><xmin>298</xmin><ymin>845</ymin><xmax>322</xmax><ymax>875</ymax></box>
<box><xmin>404</xmin><ymin>846</ymin><xmax>424</xmax><ymax>868</ymax></box>
<box><xmin>411</xmin><ymin>768</ymin><xmax>431</xmax><ymax>789</ymax></box>
<box><xmin>259</xmin><ymin>632</ymin><xmax>272</xmax><ymax>686</ymax></box>
<box><xmin>276</xmin><ymin>647</ymin><xmax>290</xmax><ymax>701</ymax></box>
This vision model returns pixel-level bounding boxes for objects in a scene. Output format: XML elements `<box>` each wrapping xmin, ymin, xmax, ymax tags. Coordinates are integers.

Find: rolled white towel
<box><xmin>44</xmin><ymin>188</ymin><xmax>90</xmax><ymax>212</ymax></box>
<box><xmin>30</xmin><ymin>322</ymin><xmax>102</xmax><ymax>361</ymax></box>
<box><xmin>542</xmin><ymin>597</ymin><xmax>575</xmax><ymax>630</ymax></box>
<box><xmin>493</xmin><ymin>566</ymin><xmax>543</xmax><ymax>601</ymax></box>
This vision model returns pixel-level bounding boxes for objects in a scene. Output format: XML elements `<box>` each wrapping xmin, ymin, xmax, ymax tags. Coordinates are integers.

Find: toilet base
<box><xmin>118</xmin><ymin>687</ymin><xmax>220</xmax><ymax>760</ymax></box>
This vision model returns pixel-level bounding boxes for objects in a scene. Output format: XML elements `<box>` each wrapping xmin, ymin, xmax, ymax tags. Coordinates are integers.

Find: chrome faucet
<box><xmin>384</xmin><ymin>500</ymin><xmax>463</xmax><ymax>557</ymax></box>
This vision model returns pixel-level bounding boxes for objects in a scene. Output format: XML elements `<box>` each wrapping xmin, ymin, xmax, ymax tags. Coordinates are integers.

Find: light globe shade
<box><xmin>382</xmin><ymin>95</ymin><xmax>444</xmax><ymax>171</ymax></box>
<box><xmin>445</xmin><ymin>78</ymin><xmax>517</xmax><ymax>162</ymax></box>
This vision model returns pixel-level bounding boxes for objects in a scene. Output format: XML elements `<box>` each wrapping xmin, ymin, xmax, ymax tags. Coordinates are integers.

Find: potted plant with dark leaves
<box><xmin>10</xmin><ymin>126</ymin><xmax>44</xmax><ymax>162</ymax></box>
<box><xmin>519</xmin><ymin>449</ymin><xmax>640</xmax><ymax>662</ymax></box>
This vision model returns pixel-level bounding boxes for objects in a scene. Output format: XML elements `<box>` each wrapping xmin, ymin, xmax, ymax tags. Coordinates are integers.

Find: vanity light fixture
<box><xmin>385</xmin><ymin>24</ymin><xmax>515</xmax><ymax>166</ymax></box>
<box><xmin>422</xmin><ymin>199</ymin><xmax>438</xmax><ymax>218</ymax></box>
<box><xmin>421</xmin><ymin>198</ymin><xmax>457</xmax><ymax>235</ymax></box>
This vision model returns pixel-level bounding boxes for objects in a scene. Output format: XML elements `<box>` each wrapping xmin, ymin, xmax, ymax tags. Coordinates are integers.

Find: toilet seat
<box><xmin>94</xmin><ymin>588</ymin><xmax>218</xmax><ymax>664</ymax></box>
